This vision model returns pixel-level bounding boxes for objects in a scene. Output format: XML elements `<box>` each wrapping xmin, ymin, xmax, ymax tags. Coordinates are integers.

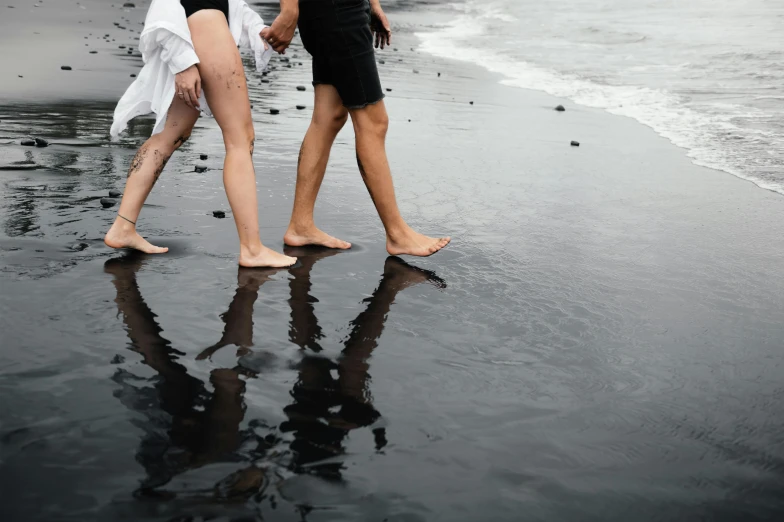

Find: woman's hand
<box><xmin>370</xmin><ymin>3</ymin><xmax>391</xmax><ymax>49</ymax></box>
<box><xmin>175</xmin><ymin>65</ymin><xmax>202</xmax><ymax>110</ymax></box>
<box><xmin>261</xmin><ymin>7</ymin><xmax>299</xmax><ymax>54</ymax></box>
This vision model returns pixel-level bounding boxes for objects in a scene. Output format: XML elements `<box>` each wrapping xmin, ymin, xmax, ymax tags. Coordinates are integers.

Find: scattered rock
<box><xmin>119</xmin><ymin>45</ymin><xmax>125</xmax><ymax>49</ymax></box>
<box><xmin>111</xmin><ymin>354</ymin><xmax>125</xmax><ymax>364</ymax></box>
<box><xmin>413</xmin><ymin>69</ymin><xmax>419</xmax><ymax>74</ymax></box>
<box><xmin>61</xmin><ymin>65</ymin><xmax>72</xmax><ymax>71</ymax></box>
<box><xmin>261</xmin><ymin>79</ymin><xmax>269</xmax><ymax>83</ymax></box>
<box><xmin>194</xmin><ymin>162</ymin><xmax>208</xmax><ymax>173</ymax></box>
<box><xmin>130</xmin><ymin>74</ymin><xmax>136</xmax><ymax>78</ymax></box>
<box><xmin>200</xmin><ymin>154</ymin><xmax>208</xmax><ymax>160</ymax></box>
<box><xmin>280</xmin><ymin>57</ymin><xmax>290</xmax><ymax>63</ymax></box>
<box><xmin>386</xmin><ymin>88</ymin><xmax>392</xmax><ymax>92</ymax></box>
<box><xmin>296</xmin><ymin>105</ymin><xmax>306</xmax><ymax>110</ymax></box>
<box><xmin>555</xmin><ymin>105</ymin><xmax>565</xmax><ymax>112</ymax></box>
<box><xmin>127</xmin><ymin>50</ymin><xmax>132</xmax><ymax>54</ymax></box>
<box><xmin>269</xmin><ymin>108</ymin><xmax>280</xmax><ymax>115</ymax></box>
<box><xmin>393</xmin><ymin>47</ymin><xmax>398</xmax><ymax>51</ymax></box>
<box><xmin>100</xmin><ymin>197</ymin><xmax>117</xmax><ymax>208</ymax></box>
<box><xmin>212</xmin><ymin>210</ymin><xmax>226</xmax><ymax>218</ymax></box>
<box><xmin>89</xmin><ymin>50</ymin><xmax>98</xmax><ymax>54</ymax></box>
<box><xmin>285</xmin><ymin>64</ymin><xmax>292</xmax><ymax>68</ymax></box>
<box><xmin>34</xmin><ymin>138</ymin><xmax>48</xmax><ymax>147</ymax></box>
<box><xmin>109</xmin><ymin>189</ymin><xmax>122</xmax><ymax>198</ymax></box>
<box><xmin>438</xmin><ymin>72</ymin><xmax>441</xmax><ymax>77</ymax></box>
<box><xmin>379</xmin><ymin>60</ymin><xmax>385</xmax><ymax>64</ymax></box>
<box><xmin>20</xmin><ymin>138</ymin><xmax>35</xmax><ymax>146</ymax></box>
<box><xmin>69</xmin><ymin>242</ymin><xmax>89</xmax><ymax>252</ymax></box>
<box><xmin>296</xmin><ymin>85</ymin><xmax>306</xmax><ymax>91</ymax></box>
<box><xmin>570</xmin><ymin>140</ymin><xmax>580</xmax><ymax>147</ymax></box>
<box><xmin>123</xmin><ymin>2</ymin><xmax>136</xmax><ymax>7</ymax></box>
<box><xmin>469</xmin><ymin>101</ymin><xmax>474</xmax><ymax>105</ymax></box>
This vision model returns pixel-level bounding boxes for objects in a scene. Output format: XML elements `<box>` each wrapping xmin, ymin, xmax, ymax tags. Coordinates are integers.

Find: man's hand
<box><xmin>261</xmin><ymin>7</ymin><xmax>299</xmax><ymax>54</ymax></box>
<box><xmin>370</xmin><ymin>2</ymin><xmax>391</xmax><ymax>49</ymax></box>
<box><xmin>175</xmin><ymin>65</ymin><xmax>201</xmax><ymax>110</ymax></box>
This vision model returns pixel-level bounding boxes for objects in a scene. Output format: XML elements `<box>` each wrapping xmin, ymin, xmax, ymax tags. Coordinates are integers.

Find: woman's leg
<box><xmin>104</xmin><ymin>96</ymin><xmax>199</xmax><ymax>253</ymax></box>
<box><xmin>187</xmin><ymin>10</ymin><xmax>295</xmax><ymax>268</ymax></box>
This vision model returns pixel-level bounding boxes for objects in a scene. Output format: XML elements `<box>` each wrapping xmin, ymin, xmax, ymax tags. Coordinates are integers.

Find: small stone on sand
<box><xmin>212</xmin><ymin>210</ymin><xmax>226</xmax><ymax>218</ymax></box>
<box><xmin>555</xmin><ymin>105</ymin><xmax>565</xmax><ymax>112</ymax></box>
<box><xmin>571</xmin><ymin>140</ymin><xmax>580</xmax><ymax>147</ymax></box>
<box><xmin>413</xmin><ymin>69</ymin><xmax>419</xmax><ymax>74</ymax></box>
<box><xmin>270</xmin><ymin>108</ymin><xmax>280</xmax><ymax>115</ymax></box>
<box><xmin>89</xmin><ymin>50</ymin><xmax>97</xmax><ymax>54</ymax></box>
<box><xmin>123</xmin><ymin>2</ymin><xmax>136</xmax><ymax>7</ymax></box>
<box><xmin>100</xmin><ymin>197</ymin><xmax>117</xmax><ymax>208</ymax></box>
<box><xmin>34</xmin><ymin>138</ymin><xmax>48</xmax><ymax>147</ymax></box>
<box><xmin>69</xmin><ymin>242</ymin><xmax>89</xmax><ymax>252</ymax></box>
<box><xmin>438</xmin><ymin>72</ymin><xmax>441</xmax><ymax>77</ymax></box>
<box><xmin>20</xmin><ymin>138</ymin><xmax>35</xmax><ymax>146</ymax></box>
<box><xmin>386</xmin><ymin>88</ymin><xmax>392</xmax><ymax>92</ymax></box>
<box><xmin>296</xmin><ymin>105</ymin><xmax>306</xmax><ymax>110</ymax></box>
<box><xmin>130</xmin><ymin>74</ymin><xmax>136</xmax><ymax>77</ymax></box>
<box><xmin>194</xmin><ymin>163</ymin><xmax>208</xmax><ymax>173</ymax></box>
<box><xmin>469</xmin><ymin>101</ymin><xmax>474</xmax><ymax>105</ymax></box>
<box><xmin>109</xmin><ymin>189</ymin><xmax>122</xmax><ymax>198</ymax></box>
<box><xmin>379</xmin><ymin>60</ymin><xmax>385</xmax><ymax>64</ymax></box>
<box><xmin>200</xmin><ymin>154</ymin><xmax>208</xmax><ymax>160</ymax></box>
<box><xmin>111</xmin><ymin>354</ymin><xmax>125</xmax><ymax>364</ymax></box>
<box><xmin>61</xmin><ymin>65</ymin><xmax>72</xmax><ymax>71</ymax></box>
<box><xmin>296</xmin><ymin>85</ymin><xmax>306</xmax><ymax>91</ymax></box>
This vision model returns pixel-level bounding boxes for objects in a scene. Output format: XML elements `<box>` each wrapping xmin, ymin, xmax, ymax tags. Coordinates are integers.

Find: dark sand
<box><xmin>3</xmin><ymin>1</ymin><xmax>784</xmax><ymax>521</ymax></box>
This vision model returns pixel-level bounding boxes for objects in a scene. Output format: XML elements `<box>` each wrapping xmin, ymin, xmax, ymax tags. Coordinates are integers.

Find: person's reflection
<box><xmin>281</xmin><ymin>248</ymin><xmax>447</xmax><ymax>480</ymax></box>
<box><xmin>105</xmin><ymin>255</ymin><xmax>272</xmax><ymax>499</ymax></box>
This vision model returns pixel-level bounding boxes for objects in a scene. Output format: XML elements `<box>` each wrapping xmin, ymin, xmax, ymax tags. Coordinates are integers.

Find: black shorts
<box><xmin>180</xmin><ymin>0</ymin><xmax>228</xmax><ymax>20</ymax></box>
<box><xmin>298</xmin><ymin>0</ymin><xmax>385</xmax><ymax>109</ymax></box>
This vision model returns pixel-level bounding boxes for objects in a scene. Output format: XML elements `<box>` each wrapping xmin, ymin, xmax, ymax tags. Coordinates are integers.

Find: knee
<box><xmin>223</xmin><ymin>121</ymin><xmax>255</xmax><ymax>153</ymax></box>
<box><xmin>356</xmin><ymin>109</ymin><xmax>389</xmax><ymax>139</ymax></box>
<box><xmin>313</xmin><ymin>108</ymin><xmax>349</xmax><ymax>135</ymax></box>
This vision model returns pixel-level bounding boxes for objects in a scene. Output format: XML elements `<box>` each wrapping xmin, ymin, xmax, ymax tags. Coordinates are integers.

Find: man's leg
<box><xmin>350</xmin><ymin>102</ymin><xmax>450</xmax><ymax>257</ymax></box>
<box><xmin>284</xmin><ymin>85</ymin><xmax>352</xmax><ymax>249</ymax></box>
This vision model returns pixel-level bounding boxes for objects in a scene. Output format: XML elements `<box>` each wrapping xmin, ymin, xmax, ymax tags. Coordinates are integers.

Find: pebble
<box><xmin>34</xmin><ymin>138</ymin><xmax>48</xmax><ymax>147</ymax></box>
<box><xmin>296</xmin><ymin>105</ymin><xmax>306</xmax><ymax>110</ymax></box>
<box><xmin>89</xmin><ymin>50</ymin><xmax>98</xmax><ymax>54</ymax></box>
<box><xmin>69</xmin><ymin>242</ymin><xmax>89</xmax><ymax>252</ymax></box>
<box><xmin>469</xmin><ymin>101</ymin><xmax>474</xmax><ymax>105</ymax></box>
<box><xmin>571</xmin><ymin>140</ymin><xmax>580</xmax><ymax>147</ymax></box>
<box><xmin>194</xmin><ymin>162</ymin><xmax>208</xmax><ymax>173</ymax></box>
<box><xmin>20</xmin><ymin>138</ymin><xmax>35</xmax><ymax>146</ymax></box>
<box><xmin>100</xmin><ymin>197</ymin><xmax>117</xmax><ymax>208</ymax></box>
<box><xmin>438</xmin><ymin>72</ymin><xmax>441</xmax><ymax>77</ymax></box>
<box><xmin>212</xmin><ymin>210</ymin><xmax>226</xmax><ymax>218</ymax></box>
<box><xmin>386</xmin><ymin>88</ymin><xmax>392</xmax><ymax>92</ymax></box>
<box><xmin>296</xmin><ymin>85</ymin><xmax>306</xmax><ymax>91</ymax></box>
<box><xmin>111</xmin><ymin>354</ymin><xmax>125</xmax><ymax>364</ymax></box>
<box><xmin>379</xmin><ymin>60</ymin><xmax>385</xmax><ymax>64</ymax></box>
<box><xmin>555</xmin><ymin>105</ymin><xmax>565</xmax><ymax>112</ymax></box>
<box><xmin>270</xmin><ymin>108</ymin><xmax>280</xmax><ymax>115</ymax></box>
<box><xmin>413</xmin><ymin>69</ymin><xmax>419</xmax><ymax>74</ymax></box>
<box><xmin>261</xmin><ymin>79</ymin><xmax>269</xmax><ymax>83</ymax></box>
<box><xmin>61</xmin><ymin>65</ymin><xmax>72</xmax><ymax>71</ymax></box>
<box><xmin>130</xmin><ymin>74</ymin><xmax>136</xmax><ymax>78</ymax></box>
<box><xmin>123</xmin><ymin>2</ymin><xmax>136</xmax><ymax>7</ymax></box>
<box><xmin>109</xmin><ymin>189</ymin><xmax>122</xmax><ymax>198</ymax></box>
<box><xmin>280</xmin><ymin>57</ymin><xmax>290</xmax><ymax>63</ymax></box>
<box><xmin>200</xmin><ymin>154</ymin><xmax>208</xmax><ymax>160</ymax></box>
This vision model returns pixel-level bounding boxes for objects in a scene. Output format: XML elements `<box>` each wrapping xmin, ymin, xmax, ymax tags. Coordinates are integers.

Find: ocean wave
<box><xmin>415</xmin><ymin>6</ymin><xmax>784</xmax><ymax>196</ymax></box>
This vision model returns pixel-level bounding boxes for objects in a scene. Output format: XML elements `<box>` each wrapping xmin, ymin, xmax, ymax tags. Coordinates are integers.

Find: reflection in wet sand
<box><xmin>105</xmin><ymin>249</ymin><xmax>445</xmax><ymax>505</ymax></box>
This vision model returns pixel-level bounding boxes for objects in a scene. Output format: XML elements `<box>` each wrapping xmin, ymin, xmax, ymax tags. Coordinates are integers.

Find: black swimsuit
<box><xmin>180</xmin><ymin>0</ymin><xmax>229</xmax><ymax>20</ymax></box>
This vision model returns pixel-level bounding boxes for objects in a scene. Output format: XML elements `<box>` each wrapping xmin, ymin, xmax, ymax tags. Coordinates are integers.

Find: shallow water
<box><xmin>3</xmin><ymin>2</ymin><xmax>784</xmax><ymax>521</ymax></box>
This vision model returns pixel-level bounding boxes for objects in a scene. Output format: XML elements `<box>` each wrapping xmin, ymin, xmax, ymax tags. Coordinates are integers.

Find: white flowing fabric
<box><xmin>110</xmin><ymin>0</ymin><xmax>273</xmax><ymax>139</ymax></box>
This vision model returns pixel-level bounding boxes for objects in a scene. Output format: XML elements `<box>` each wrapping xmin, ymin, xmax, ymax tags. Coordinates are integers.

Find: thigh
<box><xmin>186</xmin><ymin>10</ymin><xmax>253</xmax><ymax>144</ymax></box>
<box><xmin>160</xmin><ymin>95</ymin><xmax>200</xmax><ymax>148</ymax></box>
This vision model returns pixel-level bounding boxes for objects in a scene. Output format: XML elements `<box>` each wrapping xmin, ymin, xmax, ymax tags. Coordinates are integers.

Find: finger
<box><xmin>380</xmin><ymin>31</ymin><xmax>385</xmax><ymax>49</ymax></box>
<box><xmin>261</xmin><ymin>28</ymin><xmax>269</xmax><ymax>39</ymax></box>
<box><xmin>374</xmin><ymin>31</ymin><xmax>379</xmax><ymax>49</ymax></box>
<box><xmin>386</xmin><ymin>28</ymin><xmax>392</xmax><ymax>46</ymax></box>
<box><xmin>195</xmin><ymin>78</ymin><xmax>202</xmax><ymax>100</ymax></box>
<box><xmin>189</xmin><ymin>87</ymin><xmax>200</xmax><ymax>109</ymax></box>
<box><xmin>182</xmin><ymin>91</ymin><xmax>193</xmax><ymax>110</ymax></box>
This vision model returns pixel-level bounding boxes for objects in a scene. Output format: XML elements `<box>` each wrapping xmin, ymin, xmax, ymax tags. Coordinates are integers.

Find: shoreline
<box><xmin>3</xmin><ymin>1</ymin><xmax>784</xmax><ymax>521</ymax></box>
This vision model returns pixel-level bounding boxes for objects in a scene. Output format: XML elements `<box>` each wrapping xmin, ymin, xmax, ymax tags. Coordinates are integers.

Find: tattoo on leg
<box><xmin>128</xmin><ymin>147</ymin><xmax>148</xmax><ymax>178</ymax></box>
<box><xmin>173</xmin><ymin>135</ymin><xmax>188</xmax><ymax>148</ymax></box>
<box><xmin>152</xmin><ymin>150</ymin><xmax>171</xmax><ymax>185</ymax></box>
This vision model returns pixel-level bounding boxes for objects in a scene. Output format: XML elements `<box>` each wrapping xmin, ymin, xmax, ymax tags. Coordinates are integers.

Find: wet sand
<box><xmin>3</xmin><ymin>1</ymin><xmax>784</xmax><ymax>521</ymax></box>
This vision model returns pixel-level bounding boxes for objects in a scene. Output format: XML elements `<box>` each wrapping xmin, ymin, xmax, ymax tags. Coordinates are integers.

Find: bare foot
<box><xmin>386</xmin><ymin>230</ymin><xmax>450</xmax><ymax>257</ymax></box>
<box><xmin>104</xmin><ymin>224</ymin><xmax>168</xmax><ymax>254</ymax></box>
<box><xmin>239</xmin><ymin>245</ymin><xmax>297</xmax><ymax>268</ymax></box>
<box><xmin>284</xmin><ymin>226</ymin><xmax>351</xmax><ymax>250</ymax></box>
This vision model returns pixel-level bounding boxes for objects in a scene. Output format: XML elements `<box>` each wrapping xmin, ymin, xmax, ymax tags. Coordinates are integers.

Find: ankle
<box><xmin>240</xmin><ymin>241</ymin><xmax>265</xmax><ymax>257</ymax></box>
<box><xmin>109</xmin><ymin>217</ymin><xmax>136</xmax><ymax>234</ymax></box>
<box><xmin>385</xmin><ymin>222</ymin><xmax>412</xmax><ymax>243</ymax></box>
<box><xmin>286</xmin><ymin>220</ymin><xmax>316</xmax><ymax>234</ymax></box>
